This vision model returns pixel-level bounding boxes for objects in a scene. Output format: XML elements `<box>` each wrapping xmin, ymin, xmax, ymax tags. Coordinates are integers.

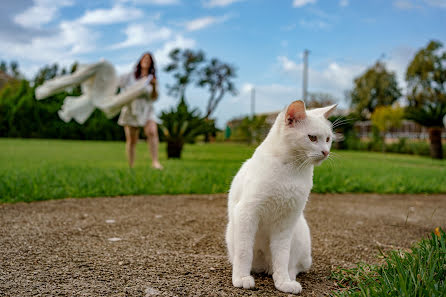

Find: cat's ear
<box><xmin>285</xmin><ymin>100</ymin><xmax>306</xmax><ymax>126</ymax></box>
<box><xmin>314</xmin><ymin>104</ymin><xmax>337</xmax><ymax>119</ymax></box>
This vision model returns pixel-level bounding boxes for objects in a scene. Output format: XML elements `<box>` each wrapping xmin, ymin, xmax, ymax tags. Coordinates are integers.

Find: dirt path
<box><xmin>0</xmin><ymin>194</ymin><xmax>445</xmax><ymax>297</ymax></box>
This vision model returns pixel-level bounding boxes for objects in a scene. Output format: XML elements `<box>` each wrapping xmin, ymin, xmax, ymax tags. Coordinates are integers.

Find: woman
<box><xmin>118</xmin><ymin>52</ymin><xmax>163</xmax><ymax>169</ymax></box>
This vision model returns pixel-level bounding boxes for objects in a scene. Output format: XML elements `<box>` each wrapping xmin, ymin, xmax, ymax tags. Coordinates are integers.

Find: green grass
<box><xmin>330</xmin><ymin>228</ymin><xmax>446</xmax><ymax>297</ymax></box>
<box><xmin>0</xmin><ymin>138</ymin><xmax>445</xmax><ymax>203</ymax></box>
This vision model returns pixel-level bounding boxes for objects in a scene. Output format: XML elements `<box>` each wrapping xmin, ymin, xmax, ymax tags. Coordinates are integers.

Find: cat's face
<box><xmin>283</xmin><ymin>101</ymin><xmax>336</xmax><ymax>166</ymax></box>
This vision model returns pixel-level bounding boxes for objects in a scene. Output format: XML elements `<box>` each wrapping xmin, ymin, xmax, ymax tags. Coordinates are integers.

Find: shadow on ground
<box><xmin>1</xmin><ymin>194</ymin><xmax>445</xmax><ymax>296</ymax></box>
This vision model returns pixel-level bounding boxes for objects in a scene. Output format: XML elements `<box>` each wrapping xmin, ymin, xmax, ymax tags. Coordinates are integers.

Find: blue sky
<box><xmin>1</xmin><ymin>0</ymin><xmax>445</xmax><ymax>127</ymax></box>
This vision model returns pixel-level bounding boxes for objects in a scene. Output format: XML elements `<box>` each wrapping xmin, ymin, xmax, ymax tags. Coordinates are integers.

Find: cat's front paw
<box><xmin>275</xmin><ymin>280</ymin><xmax>302</xmax><ymax>294</ymax></box>
<box><xmin>232</xmin><ymin>275</ymin><xmax>255</xmax><ymax>289</ymax></box>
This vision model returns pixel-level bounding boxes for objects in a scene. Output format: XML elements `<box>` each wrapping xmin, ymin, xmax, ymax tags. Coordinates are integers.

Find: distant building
<box><xmin>354</xmin><ymin>120</ymin><xmax>446</xmax><ymax>140</ymax></box>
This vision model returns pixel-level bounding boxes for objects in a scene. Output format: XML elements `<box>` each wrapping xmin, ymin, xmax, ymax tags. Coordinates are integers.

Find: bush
<box><xmin>158</xmin><ymin>98</ymin><xmax>207</xmax><ymax>158</ymax></box>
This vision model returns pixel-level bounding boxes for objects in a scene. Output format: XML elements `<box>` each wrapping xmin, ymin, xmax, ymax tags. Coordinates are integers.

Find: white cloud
<box><xmin>220</xmin><ymin>82</ymin><xmax>300</xmax><ymax>123</ymax></box>
<box><xmin>339</xmin><ymin>0</ymin><xmax>349</xmax><ymax>7</ymax></box>
<box><xmin>13</xmin><ymin>0</ymin><xmax>74</xmax><ymax>28</ymax></box>
<box><xmin>394</xmin><ymin>0</ymin><xmax>446</xmax><ymax>10</ymax></box>
<box><xmin>293</xmin><ymin>0</ymin><xmax>317</xmax><ymax>8</ymax></box>
<box><xmin>111</xmin><ymin>23</ymin><xmax>172</xmax><ymax>49</ymax></box>
<box><xmin>386</xmin><ymin>46</ymin><xmax>417</xmax><ymax>93</ymax></box>
<box><xmin>154</xmin><ymin>35</ymin><xmax>196</xmax><ymax>67</ymax></box>
<box><xmin>203</xmin><ymin>0</ymin><xmax>242</xmax><ymax>8</ymax></box>
<box><xmin>0</xmin><ymin>20</ymin><xmax>98</xmax><ymax>65</ymax></box>
<box><xmin>185</xmin><ymin>15</ymin><xmax>231</xmax><ymax>31</ymax></box>
<box><xmin>277</xmin><ymin>55</ymin><xmax>365</xmax><ymax>101</ymax></box>
<box><xmin>424</xmin><ymin>0</ymin><xmax>446</xmax><ymax>8</ymax></box>
<box><xmin>393</xmin><ymin>0</ymin><xmax>420</xmax><ymax>9</ymax></box>
<box><xmin>77</xmin><ymin>5</ymin><xmax>143</xmax><ymax>25</ymax></box>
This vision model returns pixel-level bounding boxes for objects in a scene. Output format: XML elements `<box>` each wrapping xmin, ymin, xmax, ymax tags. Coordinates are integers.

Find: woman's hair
<box><xmin>134</xmin><ymin>52</ymin><xmax>156</xmax><ymax>79</ymax></box>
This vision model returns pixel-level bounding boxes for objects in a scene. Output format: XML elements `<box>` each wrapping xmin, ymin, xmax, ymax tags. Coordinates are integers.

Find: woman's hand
<box><xmin>150</xmin><ymin>77</ymin><xmax>158</xmax><ymax>100</ymax></box>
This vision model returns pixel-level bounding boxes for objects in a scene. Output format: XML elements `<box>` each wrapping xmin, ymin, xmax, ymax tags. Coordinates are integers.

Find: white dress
<box><xmin>117</xmin><ymin>73</ymin><xmax>157</xmax><ymax>127</ymax></box>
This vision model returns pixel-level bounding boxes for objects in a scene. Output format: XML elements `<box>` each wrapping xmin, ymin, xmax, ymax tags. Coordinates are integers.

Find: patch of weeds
<box><xmin>330</xmin><ymin>228</ymin><xmax>446</xmax><ymax>297</ymax></box>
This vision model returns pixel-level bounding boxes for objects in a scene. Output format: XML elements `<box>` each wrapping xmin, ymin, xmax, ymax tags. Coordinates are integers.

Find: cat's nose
<box><xmin>322</xmin><ymin>151</ymin><xmax>329</xmax><ymax>157</ymax></box>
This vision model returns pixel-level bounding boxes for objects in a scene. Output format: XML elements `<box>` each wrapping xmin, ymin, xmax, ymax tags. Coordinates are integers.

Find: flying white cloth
<box><xmin>35</xmin><ymin>60</ymin><xmax>153</xmax><ymax>124</ymax></box>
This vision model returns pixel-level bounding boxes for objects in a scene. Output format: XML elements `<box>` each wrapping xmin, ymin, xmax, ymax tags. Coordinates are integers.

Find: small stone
<box><xmin>108</xmin><ymin>237</ymin><xmax>122</xmax><ymax>242</ymax></box>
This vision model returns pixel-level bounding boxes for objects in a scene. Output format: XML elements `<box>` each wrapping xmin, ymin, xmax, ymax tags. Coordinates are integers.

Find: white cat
<box><xmin>225</xmin><ymin>100</ymin><xmax>336</xmax><ymax>294</ymax></box>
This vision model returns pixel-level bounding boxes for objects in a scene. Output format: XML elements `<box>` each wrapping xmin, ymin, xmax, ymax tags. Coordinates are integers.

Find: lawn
<box><xmin>0</xmin><ymin>138</ymin><xmax>445</xmax><ymax>203</ymax></box>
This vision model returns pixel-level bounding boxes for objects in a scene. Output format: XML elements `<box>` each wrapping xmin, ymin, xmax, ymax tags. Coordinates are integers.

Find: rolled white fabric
<box><xmin>35</xmin><ymin>60</ymin><xmax>153</xmax><ymax>124</ymax></box>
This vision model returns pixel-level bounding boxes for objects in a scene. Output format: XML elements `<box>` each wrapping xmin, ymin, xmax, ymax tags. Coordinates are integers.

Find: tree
<box><xmin>349</xmin><ymin>61</ymin><xmax>401</xmax><ymax>118</ymax></box>
<box><xmin>163</xmin><ymin>48</ymin><xmax>205</xmax><ymax>100</ymax></box>
<box><xmin>197</xmin><ymin>58</ymin><xmax>237</xmax><ymax>118</ymax></box>
<box><xmin>306</xmin><ymin>92</ymin><xmax>336</xmax><ymax>108</ymax></box>
<box><xmin>0</xmin><ymin>61</ymin><xmax>7</xmax><ymax>73</ymax></box>
<box><xmin>406</xmin><ymin>40</ymin><xmax>446</xmax><ymax>159</ymax></box>
<box><xmin>371</xmin><ymin>105</ymin><xmax>404</xmax><ymax>151</ymax></box>
<box><xmin>33</xmin><ymin>64</ymin><xmax>59</xmax><ymax>87</ymax></box>
<box><xmin>9</xmin><ymin>61</ymin><xmax>20</xmax><ymax>78</ymax></box>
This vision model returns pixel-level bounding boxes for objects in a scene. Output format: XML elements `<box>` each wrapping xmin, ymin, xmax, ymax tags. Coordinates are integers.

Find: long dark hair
<box><xmin>134</xmin><ymin>52</ymin><xmax>156</xmax><ymax>79</ymax></box>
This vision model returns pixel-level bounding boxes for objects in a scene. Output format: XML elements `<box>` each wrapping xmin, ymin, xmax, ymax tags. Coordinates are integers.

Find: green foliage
<box><xmin>307</xmin><ymin>92</ymin><xmax>337</xmax><ymax>108</ymax></box>
<box><xmin>330</xmin><ymin>228</ymin><xmax>446</xmax><ymax>297</ymax></box>
<box><xmin>163</xmin><ymin>48</ymin><xmax>205</xmax><ymax>100</ymax></box>
<box><xmin>163</xmin><ymin>48</ymin><xmax>238</xmax><ymax>121</ymax></box>
<box><xmin>159</xmin><ymin>98</ymin><xmax>207</xmax><ymax>158</ymax></box>
<box><xmin>159</xmin><ymin>98</ymin><xmax>206</xmax><ymax>143</ymax></box>
<box><xmin>371</xmin><ymin>105</ymin><xmax>404</xmax><ymax>133</ymax></box>
<box><xmin>349</xmin><ymin>61</ymin><xmax>402</xmax><ymax>118</ymax></box>
<box><xmin>236</xmin><ymin>115</ymin><xmax>269</xmax><ymax>144</ymax></box>
<box><xmin>197</xmin><ymin>58</ymin><xmax>238</xmax><ymax>118</ymax></box>
<box><xmin>1</xmin><ymin>139</ymin><xmax>446</xmax><ymax>203</ymax></box>
<box><xmin>406</xmin><ymin>40</ymin><xmax>446</xmax><ymax>113</ymax></box>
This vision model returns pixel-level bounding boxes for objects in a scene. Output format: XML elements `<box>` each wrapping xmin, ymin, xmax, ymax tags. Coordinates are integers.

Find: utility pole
<box><xmin>303</xmin><ymin>49</ymin><xmax>309</xmax><ymax>103</ymax></box>
<box><xmin>251</xmin><ymin>87</ymin><xmax>255</xmax><ymax>117</ymax></box>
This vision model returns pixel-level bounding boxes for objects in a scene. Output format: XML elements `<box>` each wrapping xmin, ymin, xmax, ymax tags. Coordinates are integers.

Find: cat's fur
<box><xmin>226</xmin><ymin>100</ymin><xmax>336</xmax><ymax>294</ymax></box>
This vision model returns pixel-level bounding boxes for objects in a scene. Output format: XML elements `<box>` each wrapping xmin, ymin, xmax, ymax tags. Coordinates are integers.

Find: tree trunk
<box><xmin>167</xmin><ymin>140</ymin><xmax>184</xmax><ymax>159</ymax></box>
<box><xmin>428</xmin><ymin>127</ymin><xmax>443</xmax><ymax>159</ymax></box>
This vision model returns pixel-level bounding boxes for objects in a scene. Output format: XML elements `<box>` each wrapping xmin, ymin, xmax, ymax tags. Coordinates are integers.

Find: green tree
<box><xmin>371</xmin><ymin>105</ymin><xmax>404</xmax><ymax>151</ymax></box>
<box><xmin>349</xmin><ymin>61</ymin><xmax>401</xmax><ymax>118</ymax></box>
<box><xmin>406</xmin><ymin>40</ymin><xmax>446</xmax><ymax>159</ymax></box>
<box><xmin>371</xmin><ymin>105</ymin><xmax>404</xmax><ymax>134</ymax></box>
<box><xmin>9</xmin><ymin>61</ymin><xmax>20</xmax><ymax>78</ymax></box>
<box><xmin>163</xmin><ymin>48</ymin><xmax>205</xmax><ymax>100</ymax></box>
<box><xmin>197</xmin><ymin>58</ymin><xmax>237</xmax><ymax>118</ymax></box>
<box><xmin>306</xmin><ymin>92</ymin><xmax>336</xmax><ymax>108</ymax></box>
<box><xmin>0</xmin><ymin>61</ymin><xmax>7</xmax><ymax>73</ymax></box>
<box><xmin>33</xmin><ymin>63</ymin><xmax>59</xmax><ymax>87</ymax></box>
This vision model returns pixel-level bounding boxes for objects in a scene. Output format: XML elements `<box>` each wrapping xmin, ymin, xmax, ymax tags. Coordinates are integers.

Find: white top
<box><xmin>117</xmin><ymin>72</ymin><xmax>157</xmax><ymax>127</ymax></box>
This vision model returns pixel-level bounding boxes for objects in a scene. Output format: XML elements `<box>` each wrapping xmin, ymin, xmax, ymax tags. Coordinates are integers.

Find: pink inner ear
<box><xmin>285</xmin><ymin>100</ymin><xmax>306</xmax><ymax>125</ymax></box>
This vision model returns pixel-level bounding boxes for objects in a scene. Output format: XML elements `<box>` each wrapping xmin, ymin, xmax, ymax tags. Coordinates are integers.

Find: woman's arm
<box><xmin>150</xmin><ymin>77</ymin><xmax>158</xmax><ymax>100</ymax></box>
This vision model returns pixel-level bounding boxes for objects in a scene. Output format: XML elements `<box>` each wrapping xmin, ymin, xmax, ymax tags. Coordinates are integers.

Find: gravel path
<box><xmin>1</xmin><ymin>194</ymin><xmax>445</xmax><ymax>296</ymax></box>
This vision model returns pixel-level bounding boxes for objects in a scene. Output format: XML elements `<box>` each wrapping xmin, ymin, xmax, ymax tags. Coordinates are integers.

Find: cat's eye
<box><xmin>308</xmin><ymin>135</ymin><xmax>317</xmax><ymax>142</ymax></box>
<box><xmin>326</xmin><ymin>137</ymin><xmax>330</xmax><ymax>142</ymax></box>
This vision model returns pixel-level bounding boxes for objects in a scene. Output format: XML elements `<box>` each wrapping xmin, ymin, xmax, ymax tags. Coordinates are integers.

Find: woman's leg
<box><xmin>124</xmin><ymin>125</ymin><xmax>139</xmax><ymax>168</ymax></box>
<box><xmin>144</xmin><ymin>120</ymin><xmax>163</xmax><ymax>169</ymax></box>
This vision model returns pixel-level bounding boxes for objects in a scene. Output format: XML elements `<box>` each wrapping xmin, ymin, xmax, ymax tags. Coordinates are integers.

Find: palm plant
<box><xmin>159</xmin><ymin>98</ymin><xmax>206</xmax><ymax>158</ymax></box>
